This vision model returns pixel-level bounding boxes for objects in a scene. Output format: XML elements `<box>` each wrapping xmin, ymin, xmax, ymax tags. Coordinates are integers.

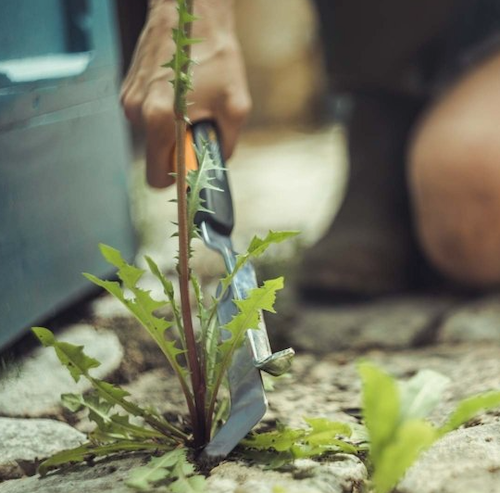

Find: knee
<box><xmin>409</xmin><ymin>111</ymin><xmax>500</xmax><ymax>287</ymax></box>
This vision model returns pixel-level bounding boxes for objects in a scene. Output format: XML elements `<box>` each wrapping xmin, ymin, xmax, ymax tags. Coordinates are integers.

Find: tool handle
<box><xmin>191</xmin><ymin>121</ymin><xmax>234</xmax><ymax>236</ymax></box>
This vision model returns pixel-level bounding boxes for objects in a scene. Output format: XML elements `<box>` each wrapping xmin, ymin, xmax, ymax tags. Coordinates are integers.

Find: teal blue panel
<box><xmin>0</xmin><ymin>0</ymin><xmax>136</xmax><ymax>349</ymax></box>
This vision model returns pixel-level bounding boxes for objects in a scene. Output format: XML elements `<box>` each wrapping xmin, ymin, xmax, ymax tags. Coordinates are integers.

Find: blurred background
<box><xmin>0</xmin><ymin>0</ymin><xmax>346</xmax><ymax>349</ymax></box>
<box><xmin>117</xmin><ymin>0</ymin><xmax>347</xmax><ymax>261</ymax></box>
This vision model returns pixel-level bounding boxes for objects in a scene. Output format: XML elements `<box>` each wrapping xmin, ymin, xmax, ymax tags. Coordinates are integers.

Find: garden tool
<box><xmin>188</xmin><ymin>121</ymin><xmax>295</xmax><ymax>460</ymax></box>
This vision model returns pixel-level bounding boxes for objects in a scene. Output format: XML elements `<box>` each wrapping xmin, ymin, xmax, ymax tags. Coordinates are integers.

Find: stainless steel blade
<box><xmin>199</xmin><ymin>222</ymin><xmax>294</xmax><ymax>459</ymax></box>
<box><xmin>202</xmin><ymin>284</ymin><xmax>268</xmax><ymax>459</ymax></box>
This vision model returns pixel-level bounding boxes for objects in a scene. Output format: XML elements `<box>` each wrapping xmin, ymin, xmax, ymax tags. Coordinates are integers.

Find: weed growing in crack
<box><xmin>359</xmin><ymin>362</ymin><xmax>500</xmax><ymax>493</ymax></box>
<box><xmin>32</xmin><ymin>0</ymin><xmax>299</xmax><ymax>489</ymax></box>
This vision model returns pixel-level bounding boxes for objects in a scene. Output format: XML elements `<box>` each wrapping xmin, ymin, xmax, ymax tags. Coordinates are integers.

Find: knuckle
<box><xmin>227</xmin><ymin>96</ymin><xmax>252</xmax><ymax>122</ymax></box>
<box><xmin>121</xmin><ymin>93</ymin><xmax>142</xmax><ymax>122</ymax></box>
<box><xmin>142</xmin><ymin>98</ymin><xmax>173</xmax><ymax>127</ymax></box>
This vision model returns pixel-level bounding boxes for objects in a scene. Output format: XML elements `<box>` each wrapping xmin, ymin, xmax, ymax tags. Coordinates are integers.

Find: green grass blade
<box><xmin>372</xmin><ymin>420</ymin><xmax>437</xmax><ymax>493</ymax></box>
<box><xmin>358</xmin><ymin>362</ymin><xmax>400</xmax><ymax>464</ymax></box>
<box><xmin>440</xmin><ymin>391</ymin><xmax>500</xmax><ymax>435</ymax></box>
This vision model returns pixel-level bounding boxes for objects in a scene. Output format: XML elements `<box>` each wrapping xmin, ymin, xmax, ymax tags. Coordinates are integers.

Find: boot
<box><xmin>299</xmin><ymin>92</ymin><xmax>425</xmax><ymax>301</ymax></box>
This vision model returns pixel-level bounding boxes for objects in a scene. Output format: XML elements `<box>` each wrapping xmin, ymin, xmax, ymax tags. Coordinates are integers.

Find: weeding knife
<box><xmin>187</xmin><ymin>121</ymin><xmax>295</xmax><ymax>460</ymax></box>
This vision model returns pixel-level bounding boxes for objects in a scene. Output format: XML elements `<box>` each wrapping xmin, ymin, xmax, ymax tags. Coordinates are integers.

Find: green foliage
<box><xmin>29</xmin><ymin>0</ymin><xmax>301</xmax><ymax>488</ymax></box>
<box><xmin>162</xmin><ymin>0</ymin><xmax>201</xmax><ymax>120</ymax></box>
<box><xmin>38</xmin><ymin>441</ymin><xmax>171</xmax><ymax>478</ymax></box>
<box><xmin>207</xmin><ymin>278</ymin><xmax>284</xmax><ymax>406</ymax></box>
<box><xmin>240</xmin><ymin>418</ymin><xmax>357</xmax><ymax>468</ymax></box>
<box><xmin>127</xmin><ymin>448</ymin><xmax>205</xmax><ymax>492</ymax></box>
<box><xmin>61</xmin><ymin>393</ymin><xmax>164</xmax><ymax>441</ymax></box>
<box><xmin>359</xmin><ymin>362</ymin><xmax>500</xmax><ymax>493</ymax></box>
<box><xmin>186</xmin><ymin>144</ymin><xmax>223</xmax><ymax>243</ymax></box>
<box><xmin>84</xmin><ymin>245</ymin><xmax>191</xmax><ymax>405</ymax></box>
<box><xmin>440</xmin><ymin>391</ymin><xmax>500</xmax><ymax>435</ymax></box>
<box><xmin>219</xmin><ymin>231</ymin><xmax>299</xmax><ymax>294</ymax></box>
<box><xmin>33</xmin><ymin>327</ymin><xmax>100</xmax><ymax>383</ymax></box>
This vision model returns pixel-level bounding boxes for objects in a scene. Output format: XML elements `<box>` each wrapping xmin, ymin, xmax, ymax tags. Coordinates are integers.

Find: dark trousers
<box><xmin>314</xmin><ymin>0</ymin><xmax>500</xmax><ymax>98</ymax></box>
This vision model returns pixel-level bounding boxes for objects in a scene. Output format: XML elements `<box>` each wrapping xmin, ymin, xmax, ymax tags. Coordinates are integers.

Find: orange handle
<box><xmin>173</xmin><ymin>128</ymin><xmax>198</xmax><ymax>175</ymax></box>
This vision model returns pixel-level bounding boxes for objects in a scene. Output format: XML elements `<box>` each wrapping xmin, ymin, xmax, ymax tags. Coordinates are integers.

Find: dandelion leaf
<box><xmin>32</xmin><ymin>327</ymin><xmax>100</xmax><ymax>383</ymax></box>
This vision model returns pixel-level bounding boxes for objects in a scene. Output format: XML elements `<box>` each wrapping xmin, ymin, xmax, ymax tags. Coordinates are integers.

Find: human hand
<box><xmin>120</xmin><ymin>0</ymin><xmax>251</xmax><ymax>188</ymax></box>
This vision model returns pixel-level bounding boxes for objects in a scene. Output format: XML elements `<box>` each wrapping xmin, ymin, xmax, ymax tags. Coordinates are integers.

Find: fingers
<box><xmin>142</xmin><ymin>86</ymin><xmax>177</xmax><ymax>188</ymax></box>
<box><xmin>120</xmin><ymin>45</ymin><xmax>251</xmax><ymax>187</ymax></box>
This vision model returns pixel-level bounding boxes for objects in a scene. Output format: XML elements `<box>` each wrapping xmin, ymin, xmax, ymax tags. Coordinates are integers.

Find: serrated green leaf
<box><xmin>359</xmin><ymin>362</ymin><xmax>400</xmax><ymax>463</ymax></box>
<box><xmin>440</xmin><ymin>391</ymin><xmax>500</xmax><ymax>434</ymax></box>
<box><xmin>63</xmin><ymin>392</ymin><xmax>163</xmax><ymax>441</ymax></box>
<box><xmin>242</xmin><ymin>427</ymin><xmax>305</xmax><ymax>452</ymax></box>
<box><xmin>218</xmin><ymin>279</ymin><xmax>281</xmax><ymax>368</ymax></box>
<box><xmin>170</xmin><ymin>474</ymin><xmax>206</xmax><ymax>493</ymax></box>
<box><xmin>32</xmin><ymin>328</ymin><xmax>100</xmax><ymax>383</ymax></box>
<box><xmin>82</xmin><ymin>274</ymin><xmax>124</xmax><ymax>300</ymax></box>
<box><xmin>372</xmin><ymin>420</ymin><xmax>437</xmax><ymax>493</ymax></box>
<box><xmin>218</xmin><ymin>231</ymin><xmax>299</xmax><ymax>294</ymax></box>
<box><xmin>241</xmin><ymin>417</ymin><xmax>357</xmax><ymax>464</ymax></box>
<box><xmin>38</xmin><ymin>440</ymin><xmax>170</xmax><ymax>477</ymax></box>
<box><xmin>127</xmin><ymin>448</ymin><xmax>204</xmax><ymax>493</ymax></box>
<box><xmin>126</xmin><ymin>449</ymin><xmax>184</xmax><ymax>491</ymax></box>
<box><xmin>93</xmin><ymin>380</ymin><xmax>131</xmax><ymax>403</ymax></box>
<box><xmin>207</xmin><ymin>278</ymin><xmax>284</xmax><ymax>413</ymax></box>
<box><xmin>399</xmin><ymin>369</ymin><xmax>450</xmax><ymax>421</ymax></box>
<box><xmin>99</xmin><ymin>244</ymin><xmax>145</xmax><ymax>288</ymax></box>
<box><xmin>171</xmin><ymin>450</ymin><xmax>206</xmax><ymax>493</ymax></box>
<box><xmin>224</xmin><ymin>277</ymin><xmax>284</xmax><ymax>343</ymax></box>
<box><xmin>90</xmin><ymin>246</ymin><xmax>192</xmax><ymax>410</ymax></box>
<box><xmin>31</xmin><ymin>326</ymin><xmax>57</xmax><ymax>346</ymax></box>
<box><xmin>238</xmin><ymin>231</ymin><xmax>300</xmax><ymax>265</ymax></box>
<box><xmin>303</xmin><ymin>417</ymin><xmax>352</xmax><ymax>445</ymax></box>
<box><xmin>185</xmin><ymin>141</ymin><xmax>224</xmax><ymax>244</ymax></box>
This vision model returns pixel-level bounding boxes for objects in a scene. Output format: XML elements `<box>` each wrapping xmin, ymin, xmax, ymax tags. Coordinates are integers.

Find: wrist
<box><xmin>148</xmin><ymin>0</ymin><xmax>236</xmax><ymax>31</ymax></box>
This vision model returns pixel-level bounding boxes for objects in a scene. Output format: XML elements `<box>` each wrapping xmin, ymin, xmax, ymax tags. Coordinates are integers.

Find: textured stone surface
<box><xmin>0</xmin><ymin>455</ymin><xmax>366</xmax><ymax>493</ymax></box>
<box><xmin>397</xmin><ymin>423</ymin><xmax>500</xmax><ymax>493</ymax></box>
<box><xmin>122</xmin><ymin>368</ymin><xmax>187</xmax><ymax>417</ymax></box>
<box><xmin>0</xmin><ymin>456</ymin><xmax>143</xmax><ymax>493</ymax></box>
<box><xmin>439</xmin><ymin>294</ymin><xmax>500</xmax><ymax>343</ymax></box>
<box><xmin>288</xmin><ymin>296</ymin><xmax>456</xmax><ymax>353</ymax></box>
<box><xmin>2</xmin><ymin>343</ymin><xmax>500</xmax><ymax>491</ymax></box>
<box><xmin>0</xmin><ymin>325</ymin><xmax>123</xmax><ymax>417</ymax></box>
<box><xmin>207</xmin><ymin>456</ymin><xmax>367</xmax><ymax>493</ymax></box>
<box><xmin>0</xmin><ymin>418</ymin><xmax>85</xmax><ymax>480</ymax></box>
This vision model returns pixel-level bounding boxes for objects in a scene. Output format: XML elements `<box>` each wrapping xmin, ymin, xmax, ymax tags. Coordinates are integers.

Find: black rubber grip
<box><xmin>192</xmin><ymin>121</ymin><xmax>235</xmax><ymax>236</ymax></box>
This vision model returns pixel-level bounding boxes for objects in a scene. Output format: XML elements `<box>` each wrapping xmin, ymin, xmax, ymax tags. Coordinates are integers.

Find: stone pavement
<box><xmin>1</xmin><ymin>126</ymin><xmax>500</xmax><ymax>492</ymax></box>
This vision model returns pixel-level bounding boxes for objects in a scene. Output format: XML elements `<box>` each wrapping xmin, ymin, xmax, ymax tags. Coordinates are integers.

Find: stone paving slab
<box><xmin>438</xmin><ymin>293</ymin><xmax>500</xmax><ymax>344</ymax></box>
<box><xmin>1</xmin><ymin>343</ymin><xmax>500</xmax><ymax>491</ymax></box>
<box><xmin>0</xmin><ymin>456</ymin><xmax>144</xmax><ymax>493</ymax></box>
<box><xmin>397</xmin><ymin>422</ymin><xmax>500</xmax><ymax>493</ymax></box>
<box><xmin>0</xmin><ymin>325</ymin><xmax>123</xmax><ymax>417</ymax></box>
<box><xmin>0</xmin><ymin>455</ymin><xmax>367</xmax><ymax>493</ymax></box>
<box><xmin>286</xmin><ymin>295</ymin><xmax>458</xmax><ymax>354</ymax></box>
<box><xmin>0</xmin><ymin>418</ymin><xmax>85</xmax><ymax>481</ymax></box>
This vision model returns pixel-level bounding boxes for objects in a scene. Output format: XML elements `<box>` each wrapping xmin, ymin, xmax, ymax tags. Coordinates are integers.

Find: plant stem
<box><xmin>174</xmin><ymin>0</ymin><xmax>207</xmax><ymax>447</ymax></box>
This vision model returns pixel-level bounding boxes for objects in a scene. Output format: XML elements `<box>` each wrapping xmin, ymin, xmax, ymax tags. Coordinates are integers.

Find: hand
<box><xmin>120</xmin><ymin>0</ymin><xmax>251</xmax><ymax>188</ymax></box>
